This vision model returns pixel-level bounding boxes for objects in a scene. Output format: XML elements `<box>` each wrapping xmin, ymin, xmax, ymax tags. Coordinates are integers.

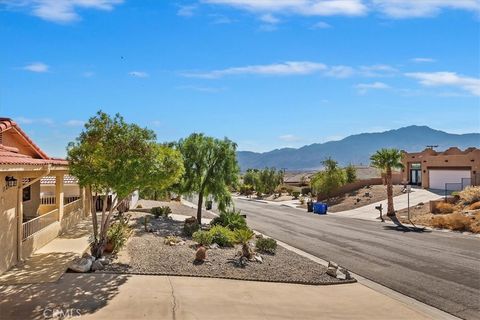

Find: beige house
<box><xmin>0</xmin><ymin>118</ymin><xmax>90</xmax><ymax>274</ymax></box>
<box><xmin>401</xmin><ymin>147</ymin><xmax>480</xmax><ymax>190</ymax></box>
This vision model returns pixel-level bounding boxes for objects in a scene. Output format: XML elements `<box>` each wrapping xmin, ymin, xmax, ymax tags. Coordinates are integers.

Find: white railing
<box><xmin>40</xmin><ymin>195</ymin><xmax>56</xmax><ymax>205</ymax></box>
<box><xmin>22</xmin><ymin>209</ymin><xmax>59</xmax><ymax>240</ymax></box>
<box><xmin>40</xmin><ymin>195</ymin><xmax>81</xmax><ymax>205</ymax></box>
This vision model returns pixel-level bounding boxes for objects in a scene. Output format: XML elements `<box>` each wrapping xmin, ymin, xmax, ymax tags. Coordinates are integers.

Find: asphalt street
<box><xmin>233</xmin><ymin>199</ymin><xmax>480</xmax><ymax>320</ymax></box>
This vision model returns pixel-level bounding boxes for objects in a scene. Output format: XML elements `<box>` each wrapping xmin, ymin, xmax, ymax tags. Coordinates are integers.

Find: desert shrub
<box><xmin>107</xmin><ymin>220</ymin><xmax>132</xmax><ymax>253</ymax></box>
<box><xmin>211</xmin><ymin>209</ymin><xmax>247</xmax><ymax>231</ymax></box>
<box><xmin>435</xmin><ymin>202</ymin><xmax>454</xmax><ymax>214</ymax></box>
<box><xmin>299</xmin><ymin>196</ymin><xmax>305</xmax><ymax>205</ymax></box>
<box><xmin>292</xmin><ymin>191</ymin><xmax>300</xmax><ymax>199</ymax></box>
<box><xmin>234</xmin><ymin>228</ymin><xmax>254</xmax><ymax>244</ymax></box>
<box><xmin>255</xmin><ymin>237</ymin><xmax>277</xmax><ymax>254</ymax></box>
<box><xmin>151</xmin><ymin>206</ymin><xmax>172</xmax><ymax>218</ymax></box>
<box><xmin>432</xmin><ymin>213</ymin><xmax>473</xmax><ymax>232</ymax></box>
<box><xmin>468</xmin><ymin>201</ymin><xmax>480</xmax><ymax>210</ymax></box>
<box><xmin>459</xmin><ymin>186</ymin><xmax>480</xmax><ymax>205</ymax></box>
<box><xmin>183</xmin><ymin>217</ymin><xmax>200</xmax><ymax>237</ymax></box>
<box><xmin>301</xmin><ymin>187</ymin><xmax>311</xmax><ymax>196</ymax></box>
<box><xmin>192</xmin><ymin>230</ymin><xmax>213</xmax><ymax>246</ymax></box>
<box><xmin>209</xmin><ymin>225</ymin><xmax>235</xmax><ymax>247</ymax></box>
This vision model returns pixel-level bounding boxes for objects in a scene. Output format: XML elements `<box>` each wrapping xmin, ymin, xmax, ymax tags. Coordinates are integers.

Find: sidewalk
<box><xmin>0</xmin><ymin>218</ymin><xmax>91</xmax><ymax>285</ymax></box>
<box><xmin>0</xmin><ymin>274</ymin><xmax>435</xmax><ymax>320</ymax></box>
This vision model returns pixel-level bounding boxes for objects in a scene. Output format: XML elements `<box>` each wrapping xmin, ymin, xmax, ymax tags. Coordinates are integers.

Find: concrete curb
<box><xmin>184</xmin><ymin>197</ymin><xmax>460</xmax><ymax>320</ymax></box>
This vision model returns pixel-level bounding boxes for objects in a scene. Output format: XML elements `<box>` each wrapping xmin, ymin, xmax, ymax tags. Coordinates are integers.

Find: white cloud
<box><xmin>372</xmin><ymin>0</ymin><xmax>480</xmax><ymax>18</ymax></box>
<box><xmin>65</xmin><ymin>119</ymin><xmax>84</xmax><ymax>127</ymax></box>
<box><xmin>259</xmin><ymin>13</ymin><xmax>280</xmax><ymax>24</ymax></box>
<box><xmin>202</xmin><ymin>0</ymin><xmax>480</xmax><ymax>19</ymax></box>
<box><xmin>128</xmin><ymin>71</ymin><xmax>149</xmax><ymax>78</ymax></box>
<box><xmin>359</xmin><ymin>64</ymin><xmax>398</xmax><ymax>77</ymax></box>
<box><xmin>177</xmin><ymin>5</ymin><xmax>197</xmax><ymax>17</ymax></box>
<box><xmin>182</xmin><ymin>61</ymin><xmax>327</xmax><ymax>78</ymax></box>
<box><xmin>279</xmin><ymin>134</ymin><xmax>301</xmax><ymax>142</ymax></box>
<box><xmin>22</xmin><ymin>62</ymin><xmax>49</xmax><ymax>73</ymax></box>
<box><xmin>355</xmin><ymin>81</ymin><xmax>390</xmax><ymax>94</ymax></box>
<box><xmin>325</xmin><ymin>65</ymin><xmax>355</xmax><ymax>78</ymax></box>
<box><xmin>410</xmin><ymin>57</ymin><xmax>436</xmax><ymax>63</ymax></box>
<box><xmin>202</xmin><ymin>0</ymin><xmax>368</xmax><ymax>16</ymax></box>
<box><xmin>2</xmin><ymin>0</ymin><xmax>124</xmax><ymax>23</ymax></box>
<box><xmin>406</xmin><ymin>72</ymin><xmax>480</xmax><ymax>96</ymax></box>
<box><xmin>181</xmin><ymin>62</ymin><xmax>403</xmax><ymax>79</ymax></box>
<box><xmin>16</xmin><ymin>117</ymin><xmax>54</xmax><ymax>125</ymax></box>
<box><xmin>311</xmin><ymin>21</ymin><xmax>332</xmax><ymax>29</ymax></box>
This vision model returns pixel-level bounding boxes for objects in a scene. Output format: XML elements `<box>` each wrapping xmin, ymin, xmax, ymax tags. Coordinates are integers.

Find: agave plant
<box><xmin>234</xmin><ymin>228</ymin><xmax>255</xmax><ymax>259</ymax></box>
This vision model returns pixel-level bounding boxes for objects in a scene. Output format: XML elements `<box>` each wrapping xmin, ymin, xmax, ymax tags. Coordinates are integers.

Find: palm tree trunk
<box><xmin>197</xmin><ymin>190</ymin><xmax>204</xmax><ymax>224</ymax></box>
<box><xmin>386</xmin><ymin>167</ymin><xmax>395</xmax><ymax>216</ymax></box>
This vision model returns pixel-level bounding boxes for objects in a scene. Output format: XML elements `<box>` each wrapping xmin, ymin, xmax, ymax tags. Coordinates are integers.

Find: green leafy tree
<box><xmin>311</xmin><ymin>158</ymin><xmax>346</xmax><ymax>201</ymax></box>
<box><xmin>345</xmin><ymin>164</ymin><xmax>357</xmax><ymax>184</ymax></box>
<box><xmin>242</xmin><ymin>167</ymin><xmax>283</xmax><ymax>196</ymax></box>
<box><xmin>68</xmin><ymin>111</ymin><xmax>184</xmax><ymax>257</ymax></box>
<box><xmin>177</xmin><ymin>133</ymin><xmax>239</xmax><ymax>224</ymax></box>
<box><xmin>370</xmin><ymin>148</ymin><xmax>404</xmax><ymax>216</ymax></box>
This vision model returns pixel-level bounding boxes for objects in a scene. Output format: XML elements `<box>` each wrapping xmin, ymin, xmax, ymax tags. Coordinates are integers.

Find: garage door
<box><xmin>428</xmin><ymin>170</ymin><xmax>471</xmax><ymax>190</ymax></box>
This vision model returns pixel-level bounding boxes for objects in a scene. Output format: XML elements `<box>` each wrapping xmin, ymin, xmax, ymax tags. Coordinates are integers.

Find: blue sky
<box><xmin>1</xmin><ymin>0</ymin><xmax>479</xmax><ymax>157</ymax></box>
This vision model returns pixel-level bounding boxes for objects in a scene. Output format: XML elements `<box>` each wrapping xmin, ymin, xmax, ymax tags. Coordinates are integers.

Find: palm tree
<box><xmin>370</xmin><ymin>149</ymin><xmax>404</xmax><ymax>216</ymax></box>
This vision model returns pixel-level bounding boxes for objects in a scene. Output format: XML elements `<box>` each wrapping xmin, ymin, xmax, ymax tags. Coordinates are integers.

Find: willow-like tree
<box><xmin>370</xmin><ymin>148</ymin><xmax>404</xmax><ymax>216</ymax></box>
<box><xmin>177</xmin><ymin>133</ymin><xmax>239</xmax><ymax>224</ymax></box>
<box><xmin>68</xmin><ymin>111</ymin><xmax>184</xmax><ymax>257</ymax></box>
<box><xmin>311</xmin><ymin>158</ymin><xmax>346</xmax><ymax>201</ymax></box>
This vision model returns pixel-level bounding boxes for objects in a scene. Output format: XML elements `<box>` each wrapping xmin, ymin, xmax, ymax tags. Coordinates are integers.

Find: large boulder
<box><xmin>69</xmin><ymin>257</ymin><xmax>93</xmax><ymax>273</ymax></box>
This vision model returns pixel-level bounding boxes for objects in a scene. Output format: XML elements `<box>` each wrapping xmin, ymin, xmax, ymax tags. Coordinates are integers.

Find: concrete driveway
<box><xmin>0</xmin><ymin>274</ymin><xmax>435</xmax><ymax>320</ymax></box>
<box><xmin>327</xmin><ymin>188</ymin><xmax>442</xmax><ymax>221</ymax></box>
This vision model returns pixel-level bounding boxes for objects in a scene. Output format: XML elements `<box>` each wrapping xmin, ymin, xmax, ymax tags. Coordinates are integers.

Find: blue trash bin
<box><xmin>313</xmin><ymin>202</ymin><xmax>328</xmax><ymax>214</ymax></box>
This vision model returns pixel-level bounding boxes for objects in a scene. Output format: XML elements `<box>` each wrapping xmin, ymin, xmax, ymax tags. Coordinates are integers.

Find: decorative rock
<box><xmin>69</xmin><ymin>257</ymin><xmax>93</xmax><ymax>273</ymax></box>
<box><xmin>254</xmin><ymin>255</ymin><xmax>263</xmax><ymax>263</ymax></box>
<box><xmin>326</xmin><ymin>261</ymin><xmax>339</xmax><ymax>278</ymax></box>
<box><xmin>91</xmin><ymin>260</ymin><xmax>104</xmax><ymax>271</ymax></box>
<box><xmin>97</xmin><ymin>257</ymin><xmax>110</xmax><ymax>265</ymax></box>
<box><xmin>210</xmin><ymin>243</ymin><xmax>220</xmax><ymax>249</ymax></box>
<box><xmin>195</xmin><ymin>246</ymin><xmax>207</xmax><ymax>262</ymax></box>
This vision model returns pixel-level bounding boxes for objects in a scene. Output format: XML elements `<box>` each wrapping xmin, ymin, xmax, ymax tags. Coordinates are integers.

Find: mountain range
<box><xmin>237</xmin><ymin>126</ymin><xmax>480</xmax><ymax>171</ymax></box>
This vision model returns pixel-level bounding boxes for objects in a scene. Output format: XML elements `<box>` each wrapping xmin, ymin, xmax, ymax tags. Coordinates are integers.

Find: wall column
<box><xmin>16</xmin><ymin>174</ymin><xmax>23</xmax><ymax>263</ymax></box>
<box><xmin>55</xmin><ymin>173</ymin><xmax>64</xmax><ymax>221</ymax></box>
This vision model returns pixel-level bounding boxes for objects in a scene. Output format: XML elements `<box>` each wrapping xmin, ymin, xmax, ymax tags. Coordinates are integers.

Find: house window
<box><xmin>23</xmin><ymin>186</ymin><xmax>31</xmax><ymax>202</ymax></box>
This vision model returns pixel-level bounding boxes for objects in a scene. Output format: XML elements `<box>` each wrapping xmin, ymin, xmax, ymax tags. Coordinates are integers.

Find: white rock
<box><xmin>69</xmin><ymin>258</ymin><xmax>93</xmax><ymax>273</ymax></box>
<box><xmin>254</xmin><ymin>255</ymin><xmax>263</xmax><ymax>263</ymax></box>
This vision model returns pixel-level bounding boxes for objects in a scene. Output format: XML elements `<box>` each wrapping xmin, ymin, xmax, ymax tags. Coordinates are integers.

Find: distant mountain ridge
<box><xmin>237</xmin><ymin>126</ymin><xmax>480</xmax><ymax>171</ymax></box>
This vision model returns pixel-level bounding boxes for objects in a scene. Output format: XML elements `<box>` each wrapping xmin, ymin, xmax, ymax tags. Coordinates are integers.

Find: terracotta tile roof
<box><xmin>0</xmin><ymin>146</ymin><xmax>68</xmax><ymax>166</ymax></box>
<box><xmin>41</xmin><ymin>175</ymin><xmax>78</xmax><ymax>185</ymax></box>
<box><xmin>0</xmin><ymin>118</ymin><xmax>68</xmax><ymax>166</ymax></box>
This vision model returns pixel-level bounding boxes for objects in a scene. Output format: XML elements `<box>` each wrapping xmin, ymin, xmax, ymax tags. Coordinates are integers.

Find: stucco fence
<box><xmin>21</xmin><ymin>199</ymin><xmax>87</xmax><ymax>260</ymax></box>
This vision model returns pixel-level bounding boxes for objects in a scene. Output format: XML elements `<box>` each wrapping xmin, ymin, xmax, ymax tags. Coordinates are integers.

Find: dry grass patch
<box><xmin>434</xmin><ymin>202</ymin><xmax>455</xmax><ymax>214</ymax></box>
<box><xmin>431</xmin><ymin>212</ymin><xmax>480</xmax><ymax>233</ymax></box>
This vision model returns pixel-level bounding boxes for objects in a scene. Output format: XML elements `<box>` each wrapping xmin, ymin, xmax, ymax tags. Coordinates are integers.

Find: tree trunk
<box><xmin>197</xmin><ymin>190</ymin><xmax>204</xmax><ymax>224</ymax></box>
<box><xmin>386</xmin><ymin>167</ymin><xmax>395</xmax><ymax>216</ymax></box>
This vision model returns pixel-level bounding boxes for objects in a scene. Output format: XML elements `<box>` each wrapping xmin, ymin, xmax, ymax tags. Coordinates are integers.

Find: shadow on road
<box><xmin>383</xmin><ymin>216</ymin><xmax>430</xmax><ymax>233</ymax></box>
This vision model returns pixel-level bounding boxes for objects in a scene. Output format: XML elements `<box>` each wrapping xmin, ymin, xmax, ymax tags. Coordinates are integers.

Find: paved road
<box><xmin>234</xmin><ymin>199</ymin><xmax>480</xmax><ymax>320</ymax></box>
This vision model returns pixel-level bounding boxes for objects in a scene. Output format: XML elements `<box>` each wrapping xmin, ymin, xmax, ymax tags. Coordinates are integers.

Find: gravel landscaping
<box><xmin>101</xmin><ymin>210</ymin><xmax>354</xmax><ymax>285</ymax></box>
